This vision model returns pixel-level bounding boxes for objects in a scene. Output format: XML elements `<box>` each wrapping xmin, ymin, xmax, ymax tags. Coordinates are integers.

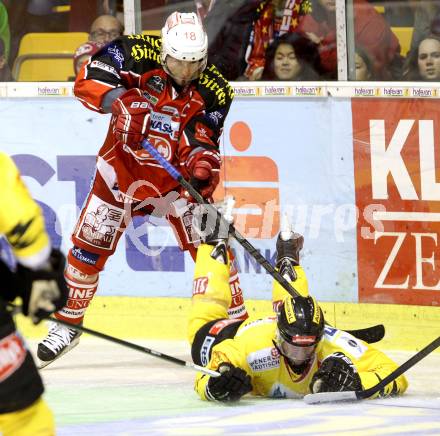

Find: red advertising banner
<box><xmin>352</xmin><ymin>99</ymin><xmax>440</xmax><ymax>306</ymax></box>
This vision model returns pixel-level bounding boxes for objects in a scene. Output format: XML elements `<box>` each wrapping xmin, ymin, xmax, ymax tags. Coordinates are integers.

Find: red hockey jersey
<box><xmin>74</xmin><ymin>34</ymin><xmax>234</xmax><ymax>200</ymax></box>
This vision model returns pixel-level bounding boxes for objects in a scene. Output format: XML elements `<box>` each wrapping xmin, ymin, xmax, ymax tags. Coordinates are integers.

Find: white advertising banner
<box><xmin>0</xmin><ymin>97</ymin><xmax>357</xmax><ymax>301</ymax></box>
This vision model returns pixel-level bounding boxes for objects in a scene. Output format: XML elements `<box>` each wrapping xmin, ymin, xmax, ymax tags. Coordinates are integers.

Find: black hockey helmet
<box><xmin>277</xmin><ymin>295</ymin><xmax>324</xmax><ymax>347</ymax></box>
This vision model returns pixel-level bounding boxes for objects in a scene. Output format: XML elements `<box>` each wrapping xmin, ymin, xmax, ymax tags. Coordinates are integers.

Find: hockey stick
<box><xmin>141</xmin><ymin>140</ymin><xmax>386</xmax><ymax>343</ymax></box>
<box><xmin>141</xmin><ymin>139</ymin><xmax>301</xmax><ymax>298</ymax></box>
<box><xmin>345</xmin><ymin>324</ymin><xmax>384</xmax><ymax>344</ymax></box>
<box><xmin>304</xmin><ymin>335</ymin><xmax>440</xmax><ymax>404</ymax></box>
<box><xmin>8</xmin><ymin>304</ymin><xmax>220</xmax><ymax>377</ymax></box>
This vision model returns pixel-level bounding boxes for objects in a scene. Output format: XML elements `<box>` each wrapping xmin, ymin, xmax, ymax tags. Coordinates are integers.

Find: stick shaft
<box><xmin>141</xmin><ymin>139</ymin><xmax>300</xmax><ymax>297</ymax></box>
<box><xmin>358</xmin><ymin>335</ymin><xmax>440</xmax><ymax>399</ymax></box>
<box><xmin>47</xmin><ymin>315</ymin><xmax>220</xmax><ymax>377</ymax></box>
<box><xmin>304</xmin><ymin>335</ymin><xmax>440</xmax><ymax>404</ymax></box>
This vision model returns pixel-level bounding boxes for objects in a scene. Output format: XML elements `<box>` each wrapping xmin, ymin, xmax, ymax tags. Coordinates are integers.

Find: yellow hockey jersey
<box><xmin>195</xmin><ymin>314</ymin><xmax>408</xmax><ymax>401</ymax></box>
<box><xmin>0</xmin><ymin>153</ymin><xmax>50</xmax><ymax>268</ymax></box>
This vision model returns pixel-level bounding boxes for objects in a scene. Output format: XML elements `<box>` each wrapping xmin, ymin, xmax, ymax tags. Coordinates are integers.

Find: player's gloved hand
<box><xmin>17</xmin><ymin>248</ymin><xmax>69</xmax><ymax>324</ymax></box>
<box><xmin>186</xmin><ymin>150</ymin><xmax>221</xmax><ymax>198</ymax></box>
<box><xmin>111</xmin><ymin>88</ymin><xmax>151</xmax><ymax>147</ymax></box>
<box><xmin>206</xmin><ymin>362</ymin><xmax>252</xmax><ymax>402</ymax></box>
<box><xmin>310</xmin><ymin>352</ymin><xmax>363</xmax><ymax>393</ymax></box>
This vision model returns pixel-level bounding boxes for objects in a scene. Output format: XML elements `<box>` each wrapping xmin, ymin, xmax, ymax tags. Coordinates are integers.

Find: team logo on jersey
<box><xmin>106</xmin><ymin>45</ymin><xmax>124</xmax><ymax>68</ymax></box>
<box><xmin>206</xmin><ymin>110</ymin><xmax>224</xmax><ymax>126</ymax></box>
<box><xmin>76</xmin><ymin>196</ymin><xmax>125</xmax><ymax>250</ymax></box>
<box><xmin>0</xmin><ymin>332</ymin><xmax>26</xmax><ymax>382</ymax></box>
<box><xmin>195</xmin><ymin>122</ymin><xmax>215</xmax><ymax>146</ymax></box>
<box><xmin>147</xmin><ymin>75</ymin><xmax>165</xmax><ymax>93</ymax></box>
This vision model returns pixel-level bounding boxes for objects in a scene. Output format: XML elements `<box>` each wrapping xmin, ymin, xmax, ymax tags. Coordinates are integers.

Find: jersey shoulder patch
<box><xmin>247</xmin><ymin>346</ymin><xmax>280</xmax><ymax>372</ymax></box>
<box><xmin>324</xmin><ymin>329</ymin><xmax>368</xmax><ymax>359</ymax></box>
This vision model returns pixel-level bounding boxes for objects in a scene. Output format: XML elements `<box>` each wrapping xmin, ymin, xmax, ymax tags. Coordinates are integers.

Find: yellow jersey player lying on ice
<box><xmin>188</xmin><ymin>228</ymin><xmax>408</xmax><ymax>402</ymax></box>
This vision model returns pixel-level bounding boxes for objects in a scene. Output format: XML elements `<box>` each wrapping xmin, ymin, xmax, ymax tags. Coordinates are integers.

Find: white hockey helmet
<box><xmin>161</xmin><ymin>12</ymin><xmax>208</xmax><ymax>80</ymax></box>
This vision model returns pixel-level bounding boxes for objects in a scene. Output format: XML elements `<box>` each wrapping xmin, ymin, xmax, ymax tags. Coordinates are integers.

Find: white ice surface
<box><xmin>31</xmin><ymin>340</ymin><xmax>440</xmax><ymax>436</ymax></box>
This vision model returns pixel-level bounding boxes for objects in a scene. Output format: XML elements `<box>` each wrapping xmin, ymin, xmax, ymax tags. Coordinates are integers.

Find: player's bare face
<box><xmin>165</xmin><ymin>56</ymin><xmax>203</xmax><ymax>86</ymax></box>
<box><xmin>418</xmin><ymin>39</ymin><xmax>440</xmax><ymax>80</ymax></box>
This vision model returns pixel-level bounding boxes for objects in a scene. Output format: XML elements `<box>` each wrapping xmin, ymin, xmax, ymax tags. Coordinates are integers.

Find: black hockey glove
<box><xmin>16</xmin><ymin>248</ymin><xmax>69</xmax><ymax>324</ymax></box>
<box><xmin>206</xmin><ymin>363</ymin><xmax>252</xmax><ymax>402</ymax></box>
<box><xmin>310</xmin><ymin>352</ymin><xmax>363</xmax><ymax>393</ymax></box>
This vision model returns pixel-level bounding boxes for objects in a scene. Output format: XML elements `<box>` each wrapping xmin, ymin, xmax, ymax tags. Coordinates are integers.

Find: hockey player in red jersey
<box><xmin>37</xmin><ymin>11</ymin><xmax>246</xmax><ymax>367</ymax></box>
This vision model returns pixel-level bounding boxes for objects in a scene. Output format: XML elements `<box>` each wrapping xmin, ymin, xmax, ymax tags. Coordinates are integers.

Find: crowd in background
<box><xmin>1</xmin><ymin>0</ymin><xmax>440</xmax><ymax>82</ymax></box>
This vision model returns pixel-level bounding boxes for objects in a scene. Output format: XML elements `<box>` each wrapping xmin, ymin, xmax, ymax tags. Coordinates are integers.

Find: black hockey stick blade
<box><xmin>345</xmin><ymin>324</ymin><xmax>385</xmax><ymax>344</ymax></box>
<box><xmin>304</xmin><ymin>335</ymin><xmax>440</xmax><ymax>404</ymax></box>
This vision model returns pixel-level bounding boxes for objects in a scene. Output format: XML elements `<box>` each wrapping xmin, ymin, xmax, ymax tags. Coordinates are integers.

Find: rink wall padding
<box><xmin>1</xmin><ymin>83</ymin><xmax>440</xmax><ymax>308</ymax></box>
<box><xmin>16</xmin><ymin>296</ymin><xmax>440</xmax><ymax>352</ymax></box>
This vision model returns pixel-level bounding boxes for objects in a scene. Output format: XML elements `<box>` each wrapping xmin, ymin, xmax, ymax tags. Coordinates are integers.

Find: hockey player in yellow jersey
<box><xmin>0</xmin><ymin>152</ymin><xmax>68</xmax><ymax>435</ymax></box>
<box><xmin>188</xmin><ymin>225</ymin><xmax>408</xmax><ymax>402</ymax></box>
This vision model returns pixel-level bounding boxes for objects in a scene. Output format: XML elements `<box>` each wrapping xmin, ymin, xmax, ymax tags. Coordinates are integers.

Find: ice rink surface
<box><xmin>32</xmin><ymin>339</ymin><xmax>440</xmax><ymax>436</ymax></box>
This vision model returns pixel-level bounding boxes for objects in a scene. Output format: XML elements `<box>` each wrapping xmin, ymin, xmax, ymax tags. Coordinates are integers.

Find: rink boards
<box><xmin>1</xmin><ymin>82</ymin><xmax>440</xmax><ymax>307</ymax></box>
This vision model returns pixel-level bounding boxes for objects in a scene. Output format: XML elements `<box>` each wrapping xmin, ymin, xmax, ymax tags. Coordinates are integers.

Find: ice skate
<box><xmin>276</xmin><ymin>214</ymin><xmax>304</xmax><ymax>281</ymax></box>
<box><xmin>37</xmin><ymin>321</ymin><xmax>82</xmax><ymax>369</ymax></box>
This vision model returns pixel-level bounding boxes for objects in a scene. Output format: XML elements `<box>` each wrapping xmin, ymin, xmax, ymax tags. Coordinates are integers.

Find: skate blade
<box><xmin>37</xmin><ymin>336</ymin><xmax>81</xmax><ymax>369</ymax></box>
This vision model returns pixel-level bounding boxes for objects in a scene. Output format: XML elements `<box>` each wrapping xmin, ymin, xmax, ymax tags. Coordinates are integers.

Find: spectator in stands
<box><xmin>297</xmin><ymin>0</ymin><xmax>402</xmax><ymax>79</ymax></box>
<box><xmin>72</xmin><ymin>40</ymin><xmax>104</xmax><ymax>77</ymax></box>
<box><xmin>69</xmin><ymin>1</ymin><xmax>121</xmax><ymax>32</ymax></box>
<box><xmin>355</xmin><ymin>46</ymin><xmax>373</xmax><ymax>81</ymax></box>
<box><xmin>244</xmin><ymin>0</ymin><xmax>311</xmax><ymax>80</ymax></box>
<box><xmin>70</xmin><ymin>14</ymin><xmax>122</xmax><ymax>79</ymax></box>
<box><xmin>406</xmin><ymin>2</ymin><xmax>440</xmax><ymax>63</ymax></box>
<box><xmin>404</xmin><ymin>35</ymin><xmax>440</xmax><ymax>81</ymax></box>
<box><xmin>261</xmin><ymin>32</ymin><xmax>323</xmax><ymax>80</ymax></box>
<box><xmin>89</xmin><ymin>14</ymin><xmax>123</xmax><ymax>45</ymax></box>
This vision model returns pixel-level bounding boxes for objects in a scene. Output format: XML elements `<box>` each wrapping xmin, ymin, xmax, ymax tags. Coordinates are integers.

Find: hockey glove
<box><xmin>310</xmin><ymin>352</ymin><xmax>363</xmax><ymax>393</ymax></box>
<box><xmin>206</xmin><ymin>362</ymin><xmax>252</xmax><ymax>402</ymax></box>
<box><xmin>186</xmin><ymin>150</ymin><xmax>221</xmax><ymax>199</ymax></box>
<box><xmin>17</xmin><ymin>248</ymin><xmax>69</xmax><ymax>324</ymax></box>
<box><xmin>112</xmin><ymin>88</ymin><xmax>151</xmax><ymax>147</ymax></box>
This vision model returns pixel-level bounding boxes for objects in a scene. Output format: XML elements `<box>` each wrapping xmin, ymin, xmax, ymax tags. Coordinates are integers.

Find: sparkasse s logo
<box><xmin>213</xmin><ymin>121</ymin><xmax>280</xmax><ymax>239</ymax></box>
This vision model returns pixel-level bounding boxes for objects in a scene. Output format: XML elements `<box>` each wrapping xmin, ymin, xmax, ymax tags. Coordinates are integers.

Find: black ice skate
<box><xmin>37</xmin><ymin>321</ymin><xmax>82</xmax><ymax>369</ymax></box>
<box><xmin>276</xmin><ymin>232</ymin><xmax>304</xmax><ymax>282</ymax></box>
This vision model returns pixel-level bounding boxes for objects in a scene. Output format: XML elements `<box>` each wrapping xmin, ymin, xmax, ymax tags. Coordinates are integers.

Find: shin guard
<box><xmin>54</xmin><ymin>265</ymin><xmax>98</xmax><ymax>324</ymax></box>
